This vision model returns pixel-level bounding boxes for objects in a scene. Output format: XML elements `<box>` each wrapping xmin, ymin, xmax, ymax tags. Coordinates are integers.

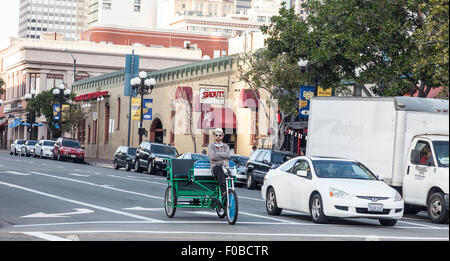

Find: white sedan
<box><xmin>262</xmin><ymin>156</ymin><xmax>404</xmax><ymax>226</ymax></box>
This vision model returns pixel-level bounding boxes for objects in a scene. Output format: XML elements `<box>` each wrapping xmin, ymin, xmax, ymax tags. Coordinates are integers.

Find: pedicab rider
<box><xmin>207</xmin><ymin>128</ymin><xmax>231</xmax><ymax>199</ymax></box>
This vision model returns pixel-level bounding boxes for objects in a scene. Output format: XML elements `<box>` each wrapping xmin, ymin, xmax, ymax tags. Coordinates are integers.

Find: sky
<box><xmin>0</xmin><ymin>0</ymin><xmax>20</xmax><ymax>50</ymax></box>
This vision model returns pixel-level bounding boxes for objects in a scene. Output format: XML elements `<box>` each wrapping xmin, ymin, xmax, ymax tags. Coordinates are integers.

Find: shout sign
<box><xmin>199</xmin><ymin>88</ymin><xmax>225</xmax><ymax>104</ymax></box>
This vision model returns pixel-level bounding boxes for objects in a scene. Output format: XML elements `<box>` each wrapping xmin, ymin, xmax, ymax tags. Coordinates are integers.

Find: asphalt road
<box><xmin>0</xmin><ymin>151</ymin><xmax>448</xmax><ymax>243</ymax></box>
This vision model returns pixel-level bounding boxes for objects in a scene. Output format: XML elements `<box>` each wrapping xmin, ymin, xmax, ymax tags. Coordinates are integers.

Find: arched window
<box><xmin>116</xmin><ymin>97</ymin><xmax>120</xmax><ymax>130</ymax></box>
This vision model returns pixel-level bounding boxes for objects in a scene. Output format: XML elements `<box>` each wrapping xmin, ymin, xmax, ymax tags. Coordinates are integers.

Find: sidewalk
<box><xmin>84</xmin><ymin>157</ymin><xmax>114</xmax><ymax>169</ymax></box>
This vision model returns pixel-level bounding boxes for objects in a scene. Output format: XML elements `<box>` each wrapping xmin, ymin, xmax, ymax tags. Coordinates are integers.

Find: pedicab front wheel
<box><xmin>164</xmin><ymin>185</ymin><xmax>177</xmax><ymax>218</ymax></box>
<box><xmin>226</xmin><ymin>189</ymin><xmax>238</xmax><ymax>225</ymax></box>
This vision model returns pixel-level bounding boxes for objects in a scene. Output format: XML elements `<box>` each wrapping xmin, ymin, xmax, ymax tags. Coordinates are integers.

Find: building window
<box><xmin>78</xmin><ymin>119</ymin><xmax>86</xmax><ymax>144</ymax></box>
<box><xmin>170</xmin><ymin>110</ymin><xmax>175</xmax><ymax>145</ymax></box>
<box><xmin>134</xmin><ymin>5</ymin><xmax>141</xmax><ymax>12</ymax></box>
<box><xmin>46</xmin><ymin>74</ymin><xmax>63</xmax><ymax>89</ymax></box>
<box><xmin>104</xmin><ymin>103</ymin><xmax>110</xmax><ymax>144</ymax></box>
<box><xmin>88</xmin><ymin>125</ymin><xmax>91</xmax><ymax>144</ymax></box>
<box><xmin>116</xmin><ymin>98</ymin><xmax>120</xmax><ymax>130</ymax></box>
<box><xmin>93</xmin><ymin>120</ymin><xmax>97</xmax><ymax>144</ymax></box>
<box><xmin>29</xmin><ymin>73</ymin><xmax>40</xmax><ymax>94</ymax></box>
<box><xmin>102</xmin><ymin>3</ymin><xmax>111</xmax><ymax>9</ymax></box>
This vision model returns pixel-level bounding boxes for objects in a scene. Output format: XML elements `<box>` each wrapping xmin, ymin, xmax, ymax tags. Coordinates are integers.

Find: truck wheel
<box><xmin>428</xmin><ymin>192</ymin><xmax>449</xmax><ymax>224</ymax></box>
<box><xmin>379</xmin><ymin>219</ymin><xmax>397</xmax><ymax>226</ymax></box>
<box><xmin>309</xmin><ymin>193</ymin><xmax>328</xmax><ymax>224</ymax></box>
<box><xmin>404</xmin><ymin>204</ymin><xmax>422</xmax><ymax>215</ymax></box>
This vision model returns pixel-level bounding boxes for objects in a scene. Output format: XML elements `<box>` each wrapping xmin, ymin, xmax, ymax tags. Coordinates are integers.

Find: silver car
<box><xmin>34</xmin><ymin>140</ymin><xmax>56</xmax><ymax>158</ymax></box>
<box><xmin>10</xmin><ymin>139</ymin><xmax>26</xmax><ymax>156</ymax></box>
<box><xmin>21</xmin><ymin>140</ymin><xmax>38</xmax><ymax>157</ymax></box>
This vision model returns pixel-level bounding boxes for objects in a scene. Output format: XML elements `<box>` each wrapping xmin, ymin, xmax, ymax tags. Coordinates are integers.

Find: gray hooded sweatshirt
<box><xmin>207</xmin><ymin>142</ymin><xmax>231</xmax><ymax>170</ymax></box>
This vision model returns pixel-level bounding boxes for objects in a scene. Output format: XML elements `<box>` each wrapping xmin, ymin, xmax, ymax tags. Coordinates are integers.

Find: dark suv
<box><xmin>245</xmin><ymin>149</ymin><xmax>294</xmax><ymax>189</ymax></box>
<box><xmin>113</xmin><ymin>146</ymin><xmax>137</xmax><ymax>171</ymax></box>
<box><xmin>134</xmin><ymin>142</ymin><xmax>179</xmax><ymax>175</ymax></box>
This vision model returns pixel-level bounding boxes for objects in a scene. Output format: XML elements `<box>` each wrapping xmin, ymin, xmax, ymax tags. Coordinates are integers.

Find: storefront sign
<box><xmin>317</xmin><ymin>86</ymin><xmax>332</xmax><ymax>96</ymax></box>
<box><xmin>199</xmin><ymin>88</ymin><xmax>225</xmax><ymax>104</ymax></box>
<box><xmin>299</xmin><ymin>86</ymin><xmax>315</xmax><ymax>118</ymax></box>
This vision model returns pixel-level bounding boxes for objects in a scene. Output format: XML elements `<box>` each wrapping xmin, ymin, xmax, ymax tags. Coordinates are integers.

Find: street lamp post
<box><xmin>130</xmin><ymin>71</ymin><xmax>156</xmax><ymax>145</ymax></box>
<box><xmin>52</xmin><ymin>83</ymin><xmax>71</xmax><ymax>138</ymax></box>
<box><xmin>25</xmin><ymin>89</ymin><xmax>37</xmax><ymax>140</ymax></box>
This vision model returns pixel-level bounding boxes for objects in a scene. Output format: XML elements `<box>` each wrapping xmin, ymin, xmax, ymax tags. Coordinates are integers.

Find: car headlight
<box><xmin>329</xmin><ymin>188</ymin><xmax>352</xmax><ymax>200</ymax></box>
<box><xmin>394</xmin><ymin>191</ymin><xmax>402</xmax><ymax>202</ymax></box>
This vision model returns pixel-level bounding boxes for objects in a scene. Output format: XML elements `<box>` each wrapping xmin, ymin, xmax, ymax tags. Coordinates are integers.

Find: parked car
<box><xmin>34</xmin><ymin>140</ymin><xmax>56</xmax><ymax>158</ymax></box>
<box><xmin>134</xmin><ymin>142</ymin><xmax>179</xmax><ymax>175</ymax></box>
<box><xmin>230</xmin><ymin>154</ymin><xmax>249</xmax><ymax>186</ymax></box>
<box><xmin>53</xmin><ymin>138</ymin><xmax>85</xmax><ymax>163</ymax></box>
<box><xmin>262</xmin><ymin>156</ymin><xmax>404</xmax><ymax>226</ymax></box>
<box><xmin>10</xmin><ymin>139</ymin><xmax>26</xmax><ymax>155</ymax></box>
<box><xmin>177</xmin><ymin>152</ymin><xmax>209</xmax><ymax>161</ymax></box>
<box><xmin>21</xmin><ymin>140</ymin><xmax>38</xmax><ymax>157</ymax></box>
<box><xmin>246</xmin><ymin>149</ymin><xmax>294</xmax><ymax>189</ymax></box>
<box><xmin>114</xmin><ymin>146</ymin><xmax>137</xmax><ymax>171</ymax></box>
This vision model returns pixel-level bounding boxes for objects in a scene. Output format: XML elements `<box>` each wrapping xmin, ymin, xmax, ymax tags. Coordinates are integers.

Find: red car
<box><xmin>53</xmin><ymin>138</ymin><xmax>85</xmax><ymax>163</ymax></box>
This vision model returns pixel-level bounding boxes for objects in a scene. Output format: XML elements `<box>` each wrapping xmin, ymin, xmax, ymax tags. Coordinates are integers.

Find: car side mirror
<box><xmin>411</xmin><ymin>149</ymin><xmax>421</xmax><ymax>164</ymax></box>
<box><xmin>297</xmin><ymin>170</ymin><xmax>308</xmax><ymax>177</ymax></box>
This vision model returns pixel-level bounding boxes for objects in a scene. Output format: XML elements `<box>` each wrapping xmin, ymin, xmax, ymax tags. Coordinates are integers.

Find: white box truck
<box><xmin>306</xmin><ymin>97</ymin><xmax>449</xmax><ymax>223</ymax></box>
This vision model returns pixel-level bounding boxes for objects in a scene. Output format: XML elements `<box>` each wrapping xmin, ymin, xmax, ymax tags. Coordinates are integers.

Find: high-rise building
<box><xmin>235</xmin><ymin>0</ymin><xmax>252</xmax><ymax>15</ymax></box>
<box><xmin>288</xmin><ymin>0</ymin><xmax>310</xmax><ymax>19</ymax></box>
<box><xmin>18</xmin><ymin>0</ymin><xmax>85</xmax><ymax>41</ymax></box>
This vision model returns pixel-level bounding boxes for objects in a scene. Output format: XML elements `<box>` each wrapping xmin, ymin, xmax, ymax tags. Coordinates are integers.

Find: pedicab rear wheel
<box><xmin>164</xmin><ymin>185</ymin><xmax>177</xmax><ymax>218</ymax></box>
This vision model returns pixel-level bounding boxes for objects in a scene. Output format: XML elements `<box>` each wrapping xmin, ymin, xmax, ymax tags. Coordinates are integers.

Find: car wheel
<box><xmin>114</xmin><ymin>160</ymin><xmax>119</xmax><ymax>170</ymax></box>
<box><xmin>310</xmin><ymin>193</ymin><xmax>328</xmax><ymax>224</ymax></box>
<box><xmin>266</xmin><ymin>187</ymin><xmax>282</xmax><ymax>216</ymax></box>
<box><xmin>379</xmin><ymin>219</ymin><xmax>397</xmax><ymax>226</ymax></box>
<box><xmin>10</xmin><ymin>150</ymin><xmax>13</xmax><ymax>155</ymax></box>
<box><xmin>134</xmin><ymin>159</ymin><xmax>143</xmax><ymax>173</ymax></box>
<box><xmin>57</xmin><ymin>153</ymin><xmax>64</xmax><ymax>161</ymax></box>
<box><xmin>246</xmin><ymin>172</ymin><xmax>255</xmax><ymax>190</ymax></box>
<box><xmin>125</xmin><ymin>161</ymin><xmax>132</xmax><ymax>172</ymax></box>
<box><xmin>147</xmin><ymin>162</ymin><xmax>154</xmax><ymax>175</ymax></box>
<box><xmin>428</xmin><ymin>192</ymin><xmax>449</xmax><ymax>224</ymax></box>
<box><xmin>40</xmin><ymin>151</ymin><xmax>43</xmax><ymax>158</ymax></box>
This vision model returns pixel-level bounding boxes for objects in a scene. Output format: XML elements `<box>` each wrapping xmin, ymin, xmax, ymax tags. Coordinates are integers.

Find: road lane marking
<box><xmin>21</xmin><ymin>208</ymin><xmax>94</xmax><ymax>218</ymax></box>
<box><xmin>22</xmin><ymin>232</ymin><xmax>71</xmax><ymax>241</ymax></box>
<box><xmin>12</xmin><ymin>230</ymin><xmax>448</xmax><ymax>241</ymax></box>
<box><xmin>397</xmin><ymin>220</ymin><xmax>444</xmax><ymax>229</ymax></box>
<box><xmin>108</xmin><ymin>175</ymin><xmax>167</xmax><ymax>185</ymax></box>
<box><xmin>30</xmin><ymin>171</ymin><xmax>164</xmax><ymax>200</ymax></box>
<box><xmin>239</xmin><ymin>211</ymin><xmax>296</xmax><ymax>224</ymax></box>
<box><xmin>4</xmin><ymin>171</ymin><xmax>30</xmax><ymax>176</ymax></box>
<box><xmin>0</xmin><ymin>180</ymin><xmax>163</xmax><ymax>222</ymax></box>
<box><xmin>67</xmin><ymin>173</ymin><xmax>90</xmax><ymax>177</ymax></box>
<box><xmin>238</xmin><ymin>195</ymin><xmax>264</xmax><ymax>202</ymax></box>
<box><xmin>123</xmin><ymin>207</ymin><xmax>165</xmax><ymax>211</ymax></box>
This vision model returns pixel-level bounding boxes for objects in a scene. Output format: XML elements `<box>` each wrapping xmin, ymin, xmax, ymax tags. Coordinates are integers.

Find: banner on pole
<box><xmin>53</xmin><ymin>104</ymin><xmax>61</xmax><ymax>121</ymax></box>
<box><xmin>131</xmin><ymin>98</ymin><xmax>141</xmax><ymax>120</ymax></box>
<box><xmin>299</xmin><ymin>85</ymin><xmax>315</xmax><ymax>118</ymax></box>
<box><xmin>124</xmin><ymin>54</ymin><xmax>140</xmax><ymax>97</ymax></box>
<box><xmin>142</xmin><ymin>99</ymin><xmax>153</xmax><ymax>120</ymax></box>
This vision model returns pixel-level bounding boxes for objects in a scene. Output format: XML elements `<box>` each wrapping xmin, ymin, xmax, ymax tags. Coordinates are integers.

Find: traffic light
<box><xmin>26</xmin><ymin>113</ymin><xmax>31</xmax><ymax>123</ymax></box>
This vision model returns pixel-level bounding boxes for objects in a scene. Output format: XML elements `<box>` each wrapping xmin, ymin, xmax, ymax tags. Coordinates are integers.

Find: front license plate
<box><xmin>71</xmin><ymin>155</ymin><xmax>76</xmax><ymax>158</ymax></box>
<box><xmin>368</xmin><ymin>203</ymin><xmax>384</xmax><ymax>212</ymax></box>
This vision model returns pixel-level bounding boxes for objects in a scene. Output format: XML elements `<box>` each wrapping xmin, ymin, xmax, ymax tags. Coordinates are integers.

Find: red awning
<box><xmin>198</xmin><ymin>108</ymin><xmax>237</xmax><ymax>129</ymax></box>
<box><xmin>238</xmin><ymin>89</ymin><xmax>260</xmax><ymax>108</ymax></box>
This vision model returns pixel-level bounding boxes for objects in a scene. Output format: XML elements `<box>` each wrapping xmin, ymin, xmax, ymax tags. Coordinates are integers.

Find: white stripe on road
<box><xmin>31</xmin><ymin>171</ymin><xmax>164</xmax><ymax>200</ymax></box>
<box><xmin>22</xmin><ymin>232</ymin><xmax>71</xmax><ymax>241</ymax></box>
<box><xmin>4</xmin><ymin>171</ymin><xmax>30</xmax><ymax>176</ymax></box>
<box><xmin>108</xmin><ymin>175</ymin><xmax>167</xmax><ymax>186</ymax></box>
<box><xmin>12</xmin><ymin>230</ymin><xmax>448</xmax><ymax>241</ymax></box>
<box><xmin>0</xmin><ymin>180</ymin><xmax>163</xmax><ymax>222</ymax></box>
<box><xmin>67</xmin><ymin>173</ymin><xmax>90</xmax><ymax>177</ymax></box>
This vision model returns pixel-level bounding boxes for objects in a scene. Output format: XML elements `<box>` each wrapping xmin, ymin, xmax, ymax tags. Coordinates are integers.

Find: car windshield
<box><xmin>128</xmin><ymin>148</ymin><xmax>137</xmax><ymax>155</ymax></box>
<box><xmin>231</xmin><ymin>156</ymin><xmax>249</xmax><ymax>166</ymax></box>
<box><xmin>17</xmin><ymin>140</ymin><xmax>26</xmax><ymax>145</ymax></box>
<box><xmin>151</xmin><ymin>145</ymin><xmax>177</xmax><ymax>156</ymax></box>
<box><xmin>192</xmin><ymin>154</ymin><xmax>209</xmax><ymax>161</ymax></box>
<box><xmin>26</xmin><ymin>141</ymin><xmax>37</xmax><ymax>145</ymax></box>
<box><xmin>272</xmin><ymin>152</ymin><xmax>292</xmax><ymax>164</ymax></box>
<box><xmin>312</xmin><ymin>160</ymin><xmax>378</xmax><ymax>180</ymax></box>
<box><xmin>433</xmin><ymin>141</ymin><xmax>449</xmax><ymax>167</ymax></box>
<box><xmin>62</xmin><ymin>140</ymin><xmax>81</xmax><ymax>148</ymax></box>
<box><xmin>43</xmin><ymin>141</ymin><xmax>55</xmax><ymax>146</ymax></box>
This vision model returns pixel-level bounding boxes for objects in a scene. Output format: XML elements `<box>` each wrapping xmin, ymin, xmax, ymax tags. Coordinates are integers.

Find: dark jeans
<box><xmin>212</xmin><ymin>165</ymin><xmax>227</xmax><ymax>195</ymax></box>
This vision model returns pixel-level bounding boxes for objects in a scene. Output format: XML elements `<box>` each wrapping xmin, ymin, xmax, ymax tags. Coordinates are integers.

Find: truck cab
<box><xmin>403</xmin><ymin>135</ymin><xmax>449</xmax><ymax>223</ymax></box>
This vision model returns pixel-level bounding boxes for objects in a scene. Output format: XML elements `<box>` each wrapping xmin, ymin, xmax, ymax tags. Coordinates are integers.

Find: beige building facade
<box><xmin>0</xmin><ymin>37</ymin><xmax>202</xmax><ymax>149</ymax></box>
<box><xmin>72</xmin><ymin>55</ymin><xmax>273</xmax><ymax>160</ymax></box>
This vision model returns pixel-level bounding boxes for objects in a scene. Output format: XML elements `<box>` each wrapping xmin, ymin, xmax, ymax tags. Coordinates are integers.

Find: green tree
<box><xmin>62</xmin><ymin>103</ymin><xmax>88</xmax><ymax>139</ymax></box>
<box><xmin>261</xmin><ymin>0</ymin><xmax>447</xmax><ymax>97</ymax></box>
<box><xmin>0</xmin><ymin>77</ymin><xmax>4</xmax><ymax>95</ymax></box>
<box><xmin>238</xmin><ymin>49</ymin><xmax>304</xmax><ymax>149</ymax></box>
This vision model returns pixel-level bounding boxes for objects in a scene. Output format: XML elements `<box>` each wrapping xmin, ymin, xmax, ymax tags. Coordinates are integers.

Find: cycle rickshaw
<box><xmin>164</xmin><ymin>159</ymin><xmax>238</xmax><ymax>225</ymax></box>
